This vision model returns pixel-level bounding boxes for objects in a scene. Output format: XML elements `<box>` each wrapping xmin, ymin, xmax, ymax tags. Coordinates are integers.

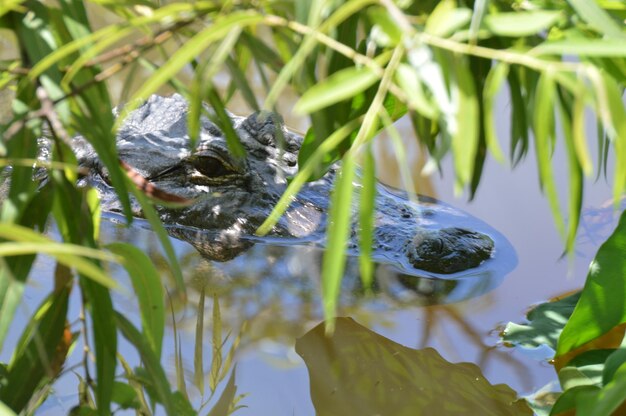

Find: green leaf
<box><xmin>576</xmin><ymin>362</ymin><xmax>626</xmax><ymax>416</ymax></box>
<box><xmin>556</xmin><ymin>88</ymin><xmax>584</xmax><ymax>254</ymax></box>
<box><xmin>532</xmin><ymin>39</ymin><xmax>626</xmax><ymax>57</ymax></box>
<box><xmin>0</xmin><ymin>287</ymin><xmax>69</xmax><ymax>412</ymax></box>
<box><xmin>256</xmin><ymin>118</ymin><xmax>362</xmax><ymax>236</ymax></box>
<box><xmin>599</xmin><ymin>73</ymin><xmax>626</xmax><ymax>207</ymax></box>
<box><xmin>322</xmin><ymin>153</ymin><xmax>356</xmax><ymax>330</ymax></box>
<box><xmin>130</xmin><ymin>188</ymin><xmax>186</xmax><ymax>299</ymax></box>
<box><xmin>207</xmin><ymin>367</ymin><xmax>238</xmax><ymax>416</ymax></box>
<box><xmin>533</xmin><ymin>72</ymin><xmax>565</xmax><ymax>238</ymax></box>
<box><xmin>0</xmin><ymin>224</ymin><xmax>117</xmax><ymax>289</ymax></box>
<box><xmin>452</xmin><ymin>56</ymin><xmax>479</xmax><ymax>192</ymax></box>
<box><xmin>557</xmin><ymin>209</ymin><xmax>626</xmax><ymax>357</ymax></box>
<box><xmin>80</xmin><ymin>278</ymin><xmax>116</xmax><ymax>416</ymax></box>
<box><xmin>111</xmin><ymin>381</ymin><xmax>140</xmax><ymax>410</ymax></box>
<box><xmin>394</xmin><ymin>64</ymin><xmax>437</xmax><ymax>119</ymax></box>
<box><xmin>209</xmin><ymin>294</ymin><xmax>223</xmax><ymax>392</ymax></box>
<box><xmin>483</xmin><ymin>11</ymin><xmax>562</xmax><ymax>37</ymax></box>
<box><xmin>358</xmin><ymin>144</ymin><xmax>375</xmax><ymax>291</ymax></box>
<box><xmin>566</xmin><ymin>0</ymin><xmax>626</xmax><ymax>39</ymax></box>
<box><xmin>294</xmin><ymin>66</ymin><xmax>380</xmax><ymax>115</ymax></box>
<box><xmin>115</xmin><ymin>312</ymin><xmax>178</xmax><ymax>414</ymax></box>
<box><xmin>483</xmin><ymin>62</ymin><xmax>508</xmax><ymax>163</ymax></box>
<box><xmin>194</xmin><ymin>287</ymin><xmax>205</xmax><ymax>393</ymax></box>
<box><xmin>124</xmin><ymin>11</ymin><xmax>263</xmax><ymax>120</ymax></box>
<box><xmin>106</xmin><ymin>243</ymin><xmax>164</xmax><ymax>358</ymax></box>
<box><xmin>425</xmin><ymin>0</ymin><xmax>472</xmax><ymax>38</ymax></box>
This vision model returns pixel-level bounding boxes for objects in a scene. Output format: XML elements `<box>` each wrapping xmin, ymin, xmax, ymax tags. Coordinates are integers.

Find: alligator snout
<box><xmin>407</xmin><ymin>227</ymin><xmax>494</xmax><ymax>274</ymax></box>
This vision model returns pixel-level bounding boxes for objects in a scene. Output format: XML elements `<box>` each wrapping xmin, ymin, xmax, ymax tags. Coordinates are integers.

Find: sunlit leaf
<box><xmin>115</xmin><ymin>312</ymin><xmax>178</xmax><ymax>414</ymax></box>
<box><xmin>532</xmin><ymin>39</ymin><xmax>626</xmax><ymax>57</ymax></box>
<box><xmin>483</xmin><ymin>11</ymin><xmax>561</xmax><ymax>37</ymax></box>
<box><xmin>322</xmin><ymin>153</ymin><xmax>356</xmax><ymax>330</ymax></box>
<box><xmin>566</xmin><ymin>0</ymin><xmax>626</xmax><ymax>39</ymax></box>
<box><xmin>124</xmin><ymin>11</ymin><xmax>263</xmax><ymax>120</ymax></box>
<box><xmin>130</xmin><ymin>187</ymin><xmax>186</xmax><ymax>298</ymax></box>
<box><xmin>194</xmin><ymin>287</ymin><xmax>205</xmax><ymax>392</ymax></box>
<box><xmin>394</xmin><ymin>64</ymin><xmax>437</xmax><ymax>119</ymax></box>
<box><xmin>533</xmin><ymin>72</ymin><xmax>565</xmax><ymax>238</ymax></box>
<box><xmin>557</xmin><ymin>210</ymin><xmax>626</xmax><ymax>360</ymax></box>
<box><xmin>209</xmin><ymin>294</ymin><xmax>223</xmax><ymax>392</ymax></box>
<box><xmin>256</xmin><ymin>118</ymin><xmax>362</xmax><ymax>236</ymax></box>
<box><xmin>482</xmin><ymin>62</ymin><xmax>508</xmax><ymax>163</ymax></box>
<box><xmin>452</xmin><ymin>56</ymin><xmax>479</xmax><ymax>192</ymax></box>
<box><xmin>294</xmin><ymin>66</ymin><xmax>380</xmax><ymax>115</ymax></box>
<box><xmin>207</xmin><ymin>367</ymin><xmax>238</xmax><ymax>416</ymax></box>
<box><xmin>107</xmin><ymin>243</ymin><xmax>164</xmax><ymax>358</ymax></box>
<box><xmin>425</xmin><ymin>0</ymin><xmax>472</xmax><ymax>38</ymax></box>
<box><xmin>80</xmin><ymin>278</ymin><xmax>116</xmax><ymax>415</ymax></box>
<box><xmin>358</xmin><ymin>144</ymin><xmax>375</xmax><ymax>290</ymax></box>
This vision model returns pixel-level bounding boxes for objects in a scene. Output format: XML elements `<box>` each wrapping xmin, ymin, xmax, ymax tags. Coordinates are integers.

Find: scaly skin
<box><xmin>72</xmin><ymin>94</ymin><xmax>494</xmax><ymax>274</ymax></box>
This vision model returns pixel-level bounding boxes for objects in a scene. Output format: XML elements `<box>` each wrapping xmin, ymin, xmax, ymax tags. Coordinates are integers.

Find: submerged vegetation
<box><xmin>0</xmin><ymin>0</ymin><xmax>624</xmax><ymax>414</ymax></box>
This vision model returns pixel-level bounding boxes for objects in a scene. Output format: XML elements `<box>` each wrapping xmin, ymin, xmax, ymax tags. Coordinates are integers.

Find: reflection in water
<box><xmin>296</xmin><ymin>317</ymin><xmax>532</xmax><ymax>416</ymax></box>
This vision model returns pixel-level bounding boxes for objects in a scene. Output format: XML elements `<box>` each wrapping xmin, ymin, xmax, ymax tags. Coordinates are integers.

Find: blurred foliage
<box><xmin>0</xmin><ymin>0</ymin><xmax>624</xmax><ymax>414</ymax></box>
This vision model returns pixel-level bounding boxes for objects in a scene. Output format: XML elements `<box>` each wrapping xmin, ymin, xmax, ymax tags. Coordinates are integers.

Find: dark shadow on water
<box><xmin>296</xmin><ymin>317</ymin><xmax>532</xmax><ymax>416</ymax></box>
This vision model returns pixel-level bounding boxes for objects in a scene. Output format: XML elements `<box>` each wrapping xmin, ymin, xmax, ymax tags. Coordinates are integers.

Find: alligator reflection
<box><xmin>296</xmin><ymin>317</ymin><xmax>531</xmax><ymax>416</ymax></box>
<box><xmin>162</xmin><ymin>224</ymin><xmax>512</xmax><ymax>308</ymax></box>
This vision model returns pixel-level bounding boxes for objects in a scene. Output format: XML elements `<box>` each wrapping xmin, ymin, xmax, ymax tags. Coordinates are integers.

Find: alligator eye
<box><xmin>192</xmin><ymin>156</ymin><xmax>234</xmax><ymax>178</ymax></box>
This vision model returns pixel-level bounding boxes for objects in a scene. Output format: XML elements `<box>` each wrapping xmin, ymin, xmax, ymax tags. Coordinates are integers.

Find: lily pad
<box><xmin>502</xmin><ymin>292</ymin><xmax>580</xmax><ymax>351</ymax></box>
<box><xmin>296</xmin><ymin>317</ymin><xmax>531</xmax><ymax>415</ymax></box>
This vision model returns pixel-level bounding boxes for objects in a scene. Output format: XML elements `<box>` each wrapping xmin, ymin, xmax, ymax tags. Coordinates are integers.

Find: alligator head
<box><xmin>74</xmin><ymin>94</ymin><xmax>495</xmax><ymax>274</ymax></box>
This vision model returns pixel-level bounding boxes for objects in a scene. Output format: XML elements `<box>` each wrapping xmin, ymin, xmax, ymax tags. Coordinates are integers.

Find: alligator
<box><xmin>71</xmin><ymin>94</ymin><xmax>496</xmax><ymax>275</ymax></box>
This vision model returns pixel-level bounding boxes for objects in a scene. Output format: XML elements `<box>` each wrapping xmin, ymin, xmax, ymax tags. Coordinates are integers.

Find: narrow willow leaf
<box><xmin>533</xmin><ymin>72</ymin><xmax>565</xmax><ymax>237</ymax></box>
<box><xmin>532</xmin><ymin>39</ymin><xmax>626</xmax><ymax>57</ymax></box>
<box><xmin>80</xmin><ymin>278</ymin><xmax>116</xmax><ymax>415</ymax></box>
<box><xmin>0</xmin><ymin>224</ymin><xmax>117</xmax><ymax>288</ymax></box>
<box><xmin>225</xmin><ymin>56</ymin><xmax>260</xmax><ymax>111</ymax></box>
<box><xmin>264</xmin><ymin>0</ymin><xmax>379</xmax><ymax>109</ymax></box>
<box><xmin>571</xmin><ymin>93</ymin><xmax>593</xmax><ymax>177</ymax></box>
<box><xmin>425</xmin><ymin>0</ymin><xmax>472</xmax><ymax>38</ymax></box>
<box><xmin>599</xmin><ymin>73</ymin><xmax>626</xmax><ymax>206</ymax></box>
<box><xmin>367</xmin><ymin>7</ymin><xmax>402</xmax><ymax>45</ymax></box>
<box><xmin>556</xmin><ymin>89</ymin><xmax>583</xmax><ymax>254</ymax></box>
<box><xmin>294</xmin><ymin>66</ymin><xmax>380</xmax><ymax>115</ymax></box>
<box><xmin>0</xmin><ymin>288</ymin><xmax>69</xmax><ymax>412</ymax></box>
<box><xmin>566</xmin><ymin>0</ymin><xmax>626</xmax><ymax>39</ymax></box>
<box><xmin>209</xmin><ymin>294</ymin><xmax>223</xmax><ymax>393</ymax></box>
<box><xmin>557</xmin><ymin>210</ymin><xmax>626</xmax><ymax>357</ymax></box>
<box><xmin>106</xmin><ymin>243</ymin><xmax>164</xmax><ymax>358</ymax></box>
<box><xmin>394</xmin><ymin>64</ymin><xmax>437</xmax><ymax>119</ymax></box>
<box><xmin>130</xmin><ymin>187</ymin><xmax>186</xmax><ymax>298</ymax></box>
<box><xmin>358</xmin><ymin>144</ymin><xmax>375</xmax><ymax>291</ymax></box>
<box><xmin>468</xmin><ymin>0</ymin><xmax>488</xmax><ymax>43</ymax></box>
<box><xmin>256</xmin><ymin>118</ymin><xmax>362</xmax><ymax>236</ymax></box>
<box><xmin>115</xmin><ymin>312</ymin><xmax>179</xmax><ymax>414</ymax></box>
<box><xmin>124</xmin><ymin>12</ymin><xmax>263</xmax><ymax>121</ymax></box>
<box><xmin>507</xmin><ymin>69</ymin><xmax>529</xmax><ymax>164</ymax></box>
<box><xmin>483</xmin><ymin>11</ymin><xmax>562</xmax><ymax>37</ymax></box>
<box><xmin>482</xmin><ymin>62</ymin><xmax>508</xmax><ymax>163</ymax></box>
<box><xmin>207</xmin><ymin>367</ymin><xmax>238</xmax><ymax>416</ymax></box>
<box><xmin>218</xmin><ymin>321</ymin><xmax>246</xmax><ymax>384</ymax></box>
<box><xmin>194</xmin><ymin>287</ymin><xmax>206</xmax><ymax>393</ymax></box>
<box><xmin>452</xmin><ymin>57</ymin><xmax>479</xmax><ymax>192</ymax></box>
<box><xmin>322</xmin><ymin>153</ymin><xmax>356</xmax><ymax>332</ymax></box>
